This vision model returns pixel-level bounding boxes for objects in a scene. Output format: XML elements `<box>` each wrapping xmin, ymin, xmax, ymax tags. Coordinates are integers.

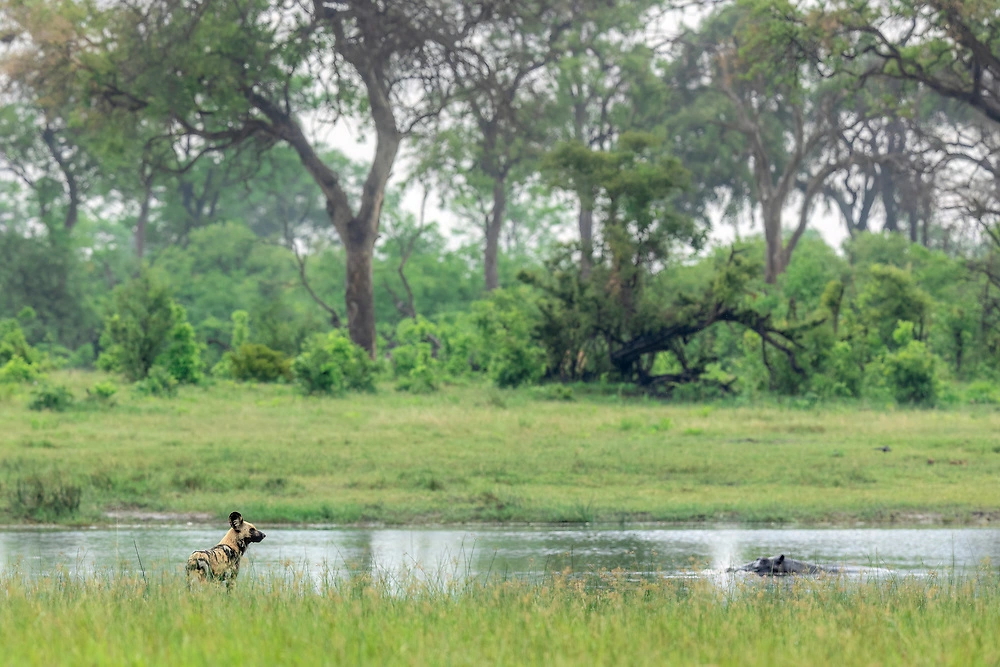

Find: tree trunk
<box><xmin>882</xmin><ymin>168</ymin><xmax>899</xmax><ymax>234</ymax></box>
<box><xmin>135</xmin><ymin>181</ymin><xmax>152</xmax><ymax>259</ymax></box>
<box><xmin>763</xmin><ymin>205</ymin><xmax>784</xmax><ymax>284</ymax></box>
<box><xmin>578</xmin><ymin>205</ymin><xmax>593</xmax><ymax>279</ymax></box>
<box><xmin>484</xmin><ymin>177</ymin><xmax>506</xmax><ymax>291</ymax></box>
<box><xmin>344</xmin><ymin>225</ymin><xmax>377</xmax><ymax>358</ymax></box>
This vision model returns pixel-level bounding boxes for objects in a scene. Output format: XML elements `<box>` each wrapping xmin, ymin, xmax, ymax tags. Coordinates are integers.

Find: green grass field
<box><xmin>1</xmin><ymin>570</ymin><xmax>997</xmax><ymax>665</ymax></box>
<box><xmin>1</xmin><ymin>370</ymin><xmax>999</xmax><ymax>526</ymax></box>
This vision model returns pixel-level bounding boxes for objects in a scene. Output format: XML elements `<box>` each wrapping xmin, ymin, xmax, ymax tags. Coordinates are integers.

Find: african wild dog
<box><xmin>186</xmin><ymin>511</ymin><xmax>265</xmax><ymax>584</ymax></box>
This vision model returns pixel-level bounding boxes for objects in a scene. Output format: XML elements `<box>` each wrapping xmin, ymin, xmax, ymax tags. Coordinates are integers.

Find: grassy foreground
<box><xmin>1</xmin><ymin>370</ymin><xmax>1000</xmax><ymax>525</ymax></box>
<box><xmin>0</xmin><ymin>571</ymin><xmax>997</xmax><ymax>665</ymax></box>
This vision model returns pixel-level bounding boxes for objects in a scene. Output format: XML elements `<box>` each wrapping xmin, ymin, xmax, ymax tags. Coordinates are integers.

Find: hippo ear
<box><xmin>229</xmin><ymin>511</ymin><xmax>244</xmax><ymax>530</ymax></box>
<box><xmin>776</xmin><ymin>554</ymin><xmax>785</xmax><ymax>565</ymax></box>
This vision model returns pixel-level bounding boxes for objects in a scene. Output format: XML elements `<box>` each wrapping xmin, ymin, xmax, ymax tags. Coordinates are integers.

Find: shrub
<box><xmin>229</xmin><ymin>343</ymin><xmax>293</xmax><ymax>383</ymax></box>
<box><xmin>28</xmin><ymin>383</ymin><xmax>75</xmax><ymax>412</ymax></box>
<box><xmin>230</xmin><ymin>310</ymin><xmax>250</xmax><ymax>348</ymax></box>
<box><xmin>0</xmin><ymin>356</ymin><xmax>39</xmax><ymax>384</ymax></box>
<box><xmin>293</xmin><ymin>330</ymin><xmax>375</xmax><ymax>395</ymax></box>
<box><xmin>0</xmin><ymin>318</ymin><xmax>38</xmax><ymax>366</ymax></box>
<box><xmin>0</xmin><ymin>318</ymin><xmax>42</xmax><ymax>383</ymax></box>
<box><xmin>134</xmin><ymin>365</ymin><xmax>179</xmax><ymax>397</ymax></box>
<box><xmin>97</xmin><ymin>271</ymin><xmax>176</xmax><ymax>381</ymax></box>
<box><xmin>883</xmin><ymin>321</ymin><xmax>942</xmax><ymax>405</ymax></box>
<box><xmin>86</xmin><ymin>381</ymin><xmax>118</xmax><ymax>407</ymax></box>
<box><xmin>392</xmin><ymin>317</ymin><xmax>442</xmax><ymax>393</ymax></box>
<box><xmin>472</xmin><ymin>289</ymin><xmax>546</xmax><ymax>388</ymax></box>
<box><xmin>817</xmin><ymin>341</ymin><xmax>864</xmax><ymax>398</ymax></box>
<box><xmin>857</xmin><ymin>265</ymin><xmax>932</xmax><ymax>349</ymax></box>
<box><xmin>964</xmin><ymin>380</ymin><xmax>1000</xmax><ymax>405</ymax></box>
<box><xmin>159</xmin><ymin>303</ymin><xmax>203</xmax><ymax>384</ymax></box>
<box><xmin>66</xmin><ymin>343</ymin><xmax>95</xmax><ymax>369</ymax></box>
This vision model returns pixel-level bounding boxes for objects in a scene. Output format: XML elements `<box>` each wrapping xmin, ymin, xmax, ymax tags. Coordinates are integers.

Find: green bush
<box><xmin>964</xmin><ymin>381</ymin><xmax>1000</xmax><ymax>405</ymax></box>
<box><xmin>392</xmin><ymin>317</ymin><xmax>442</xmax><ymax>393</ymax></box>
<box><xmin>97</xmin><ymin>271</ymin><xmax>176</xmax><ymax>381</ymax></box>
<box><xmin>817</xmin><ymin>341</ymin><xmax>864</xmax><ymax>398</ymax></box>
<box><xmin>858</xmin><ymin>265</ymin><xmax>932</xmax><ymax>349</ymax></box>
<box><xmin>229</xmin><ymin>343</ymin><xmax>293</xmax><ymax>383</ymax></box>
<box><xmin>0</xmin><ymin>356</ymin><xmax>39</xmax><ymax>384</ymax></box>
<box><xmin>883</xmin><ymin>321</ymin><xmax>942</xmax><ymax>405</ymax></box>
<box><xmin>85</xmin><ymin>381</ymin><xmax>118</xmax><ymax>407</ymax></box>
<box><xmin>28</xmin><ymin>383</ymin><xmax>75</xmax><ymax>412</ymax></box>
<box><xmin>472</xmin><ymin>289</ymin><xmax>546</xmax><ymax>388</ymax></box>
<box><xmin>293</xmin><ymin>330</ymin><xmax>375</xmax><ymax>395</ymax></box>
<box><xmin>0</xmin><ymin>318</ymin><xmax>42</xmax><ymax>383</ymax></box>
<box><xmin>0</xmin><ymin>318</ymin><xmax>38</xmax><ymax>366</ymax></box>
<box><xmin>159</xmin><ymin>303</ymin><xmax>203</xmax><ymax>384</ymax></box>
<box><xmin>66</xmin><ymin>343</ymin><xmax>95</xmax><ymax>369</ymax></box>
<box><xmin>134</xmin><ymin>365</ymin><xmax>179</xmax><ymax>397</ymax></box>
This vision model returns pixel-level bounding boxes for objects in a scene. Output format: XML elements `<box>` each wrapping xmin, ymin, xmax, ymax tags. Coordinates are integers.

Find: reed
<box><xmin>0</xmin><ymin>568</ymin><xmax>996</xmax><ymax>665</ymax></box>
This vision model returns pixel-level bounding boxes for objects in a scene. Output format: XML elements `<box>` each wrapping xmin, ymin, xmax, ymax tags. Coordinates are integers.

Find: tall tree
<box><xmin>415</xmin><ymin>2</ymin><xmax>572</xmax><ymax>291</ymax></box>
<box><xmin>663</xmin><ymin>1</ymin><xmax>847</xmax><ymax>283</ymax></box>
<box><xmin>2</xmin><ymin>0</ymin><xmax>495</xmax><ymax>356</ymax></box>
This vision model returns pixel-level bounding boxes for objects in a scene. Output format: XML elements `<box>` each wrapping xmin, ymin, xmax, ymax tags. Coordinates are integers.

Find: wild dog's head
<box><xmin>228</xmin><ymin>511</ymin><xmax>266</xmax><ymax>549</ymax></box>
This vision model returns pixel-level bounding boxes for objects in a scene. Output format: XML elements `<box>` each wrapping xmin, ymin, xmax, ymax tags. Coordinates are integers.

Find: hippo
<box><xmin>731</xmin><ymin>554</ymin><xmax>833</xmax><ymax>576</ymax></box>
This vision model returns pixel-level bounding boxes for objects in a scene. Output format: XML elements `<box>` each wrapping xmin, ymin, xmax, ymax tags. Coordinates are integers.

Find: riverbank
<box><xmin>1</xmin><ymin>371</ymin><xmax>999</xmax><ymax>527</ymax></box>
<box><xmin>1</xmin><ymin>571</ymin><xmax>996</xmax><ymax>665</ymax></box>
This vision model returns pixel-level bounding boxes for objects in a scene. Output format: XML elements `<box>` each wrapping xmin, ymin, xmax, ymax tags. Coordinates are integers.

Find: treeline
<box><xmin>2</xmin><ymin>0</ymin><xmax>1000</xmax><ymax>404</ymax></box>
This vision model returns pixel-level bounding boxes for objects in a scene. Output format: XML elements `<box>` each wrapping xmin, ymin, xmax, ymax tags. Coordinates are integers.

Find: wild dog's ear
<box><xmin>229</xmin><ymin>511</ymin><xmax>244</xmax><ymax>530</ymax></box>
<box><xmin>776</xmin><ymin>554</ymin><xmax>785</xmax><ymax>565</ymax></box>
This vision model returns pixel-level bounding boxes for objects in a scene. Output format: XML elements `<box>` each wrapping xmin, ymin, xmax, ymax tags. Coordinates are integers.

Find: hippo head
<box><xmin>749</xmin><ymin>554</ymin><xmax>786</xmax><ymax>574</ymax></box>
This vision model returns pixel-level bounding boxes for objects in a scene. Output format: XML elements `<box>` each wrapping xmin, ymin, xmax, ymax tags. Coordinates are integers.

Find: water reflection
<box><xmin>1</xmin><ymin>526</ymin><xmax>997</xmax><ymax>582</ymax></box>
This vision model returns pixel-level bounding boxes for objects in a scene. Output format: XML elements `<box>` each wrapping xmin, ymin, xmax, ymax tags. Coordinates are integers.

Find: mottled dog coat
<box><xmin>186</xmin><ymin>511</ymin><xmax>265</xmax><ymax>584</ymax></box>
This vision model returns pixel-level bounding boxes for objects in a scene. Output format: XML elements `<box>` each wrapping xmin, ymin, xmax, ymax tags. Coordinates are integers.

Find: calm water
<box><xmin>2</xmin><ymin>526</ymin><xmax>998</xmax><ymax>582</ymax></box>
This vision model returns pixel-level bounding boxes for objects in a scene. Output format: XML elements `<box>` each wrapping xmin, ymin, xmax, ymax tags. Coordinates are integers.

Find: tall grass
<box><xmin>0</xmin><ymin>569</ymin><xmax>997</xmax><ymax>665</ymax></box>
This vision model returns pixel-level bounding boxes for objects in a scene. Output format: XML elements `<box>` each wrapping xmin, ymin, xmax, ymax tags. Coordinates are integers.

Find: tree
<box><xmin>663</xmin><ymin>1</ymin><xmax>849</xmax><ymax>283</ymax></box>
<box><xmin>2</xmin><ymin>0</ymin><xmax>498</xmax><ymax>357</ymax></box>
<box><xmin>415</xmin><ymin>2</ymin><xmax>572</xmax><ymax>291</ymax></box>
<box><xmin>552</xmin><ymin>1</ymin><xmax>661</xmax><ymax>278</ymax></box>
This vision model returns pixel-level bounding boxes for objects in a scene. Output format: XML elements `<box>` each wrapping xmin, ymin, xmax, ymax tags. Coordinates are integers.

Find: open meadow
<box><xmin>1</xmin><ymin>370</ymin><xmax>999</xmax><ymax>527</ymax></box>
<box><xmin>0</xmin><ymin>570</ymin><xmax>997</xmax><ymax>665</ymax></box>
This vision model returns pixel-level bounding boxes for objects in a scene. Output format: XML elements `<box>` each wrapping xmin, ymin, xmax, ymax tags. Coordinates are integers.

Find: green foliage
<box><xmin>964</xmin><ymin>381</ymin><xmax>1000</xmax><ymax>405</ymax></box>
<box><xmin>883</xmin><ymin>322</ymin><xmax>942</xmax><ymax>405</ymax></box>
<box><xmin>86</xmin><ymin>381</ymin><xmax>118</xmax><ymax>407</ymax></box>
<box><xmin>134</xmin><ymin>366</ymin><xmax>179</xmax><ymax>398</ymax></box>
<box><xmin>0</xmin><ymin>231</ymin><xmax>101</xmax><ymax>349</ymax></box>
<box><xmin>28</xmin><ymin>383</ymin><xmax>75</xmax><ymax>412</ymax></box>
<box><xmin>98</xmin><ymin>272</ymin><xmax>176</xmax><ymax>382</ymax></box>
<box><xmin>231</xmin><ymin>310</ymin><xmax>250</xmax><ymax>348</ymax></box>
<box><xmin>293</xmin><ymin>330</ymin><xmax>375</xmax><ymax>395</ymax></box>
<box><xmin>0</xmin><ymin>357</ymin><xmax>40</xmax><ymax>384</ymax></box>
<box><xmin>816</xmin><ymin>341</ymin><xmax>864</xmax><ymax>399</ymax></box>
<box><xmin>391</xmin><ymin>317</ymin><xmax>443</xmax><ymax>393</ymax></box>
<box><xmin>229</xmin><ymin>343</ymin><xmax>293</xmax><ymax>383</ymax></box>
<box><xmin>472</xmin><ymin>289</ymin><xmax>546</xmax><ymax>388</ymax></box>
<box><xmin>159</xmin><ymin>303</ymin><xmax>202</xmax><ymax>384</ymax></box>
<box><xmin>67</xmin><ymin>343</ymin><xmax>96</xmax><ymax>370</ymax></box>
<box><xmin>857</xmin><ymin>265</ymin><xmax>932</xmax><ymax>349</ymax></box>
<box><xmin>0</xmin><ymin>317</ymin><xmax>38</xmax><ymax>366</ymax></box>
